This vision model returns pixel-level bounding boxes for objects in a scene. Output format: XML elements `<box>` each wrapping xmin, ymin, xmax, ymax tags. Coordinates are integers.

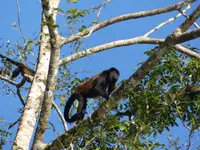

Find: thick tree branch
<box><xmin>59</xmin><ymin>30</ymin><xmax>200</xmax><ymax>66</ymax></box>
<box><xmin>44</xmin><ymin>4</ymin><xmax>200</xmax><ymax>149</ymax></box>
<box><xmin>59</xmin><ymin>37</ymin><xmax>163</xmax><ymax>65</ymax></box>
<box><xmin>178</xmin><ymin>8</ymin><xmax>200</xmax><ymax>28</ymax></box>
<box><xmin>174</xmin><ymin>4</ymin><xmax>200</xmax><ymax>34</ymax></box>
<box><xmin>32</xmin><ymin>0</ymin><xmax>61</xmax><ymax>149</ymax></box>
<box><xmin>12</xmin><ymin>11</ymin><xmax>52</xmax><ymax>150</ymax></box>
<box><xmin>60</xmin><ymin>0</ymin><xmax>195</xmax><ymax>45</ymax></box>
<box><xmin>169</xmin><ymin>28</ymin><xmax>200</xmax><ymax>44</ymax></box>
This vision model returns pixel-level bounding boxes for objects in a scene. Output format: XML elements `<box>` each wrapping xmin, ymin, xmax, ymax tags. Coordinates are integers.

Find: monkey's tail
<box><xmin>64</xmin><ymin>94</ymin><xmax>78</xmax><ymax>123</ymax></box>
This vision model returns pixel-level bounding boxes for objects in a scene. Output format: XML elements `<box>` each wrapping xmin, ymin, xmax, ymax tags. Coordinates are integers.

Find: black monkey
<box><xmin>64</xmin><ymin>67</ymin><xmax>120</xmax><ymax>123</ymax></box>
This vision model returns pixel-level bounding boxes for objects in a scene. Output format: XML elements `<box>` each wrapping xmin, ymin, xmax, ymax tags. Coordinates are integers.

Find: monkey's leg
<box><xmin>75</xmin><ymin>94</ymin><xmax>87</xmax><ymax>121</ymax></box>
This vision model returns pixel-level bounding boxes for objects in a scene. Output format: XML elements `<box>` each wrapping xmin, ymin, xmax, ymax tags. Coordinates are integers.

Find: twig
<box><xmin>8</xmin><ymin>117</ymin><xmax>21</xmax><ymax>129</ymax></box>
<box><xmin>178</xmin><ymin>8</ymin><xmax>199</xmax><ymax>28</ymax></box>
<box><xmin>16</xmin><ymin>0</ymin><xmax>26</xmax><ymax>42</ymax></box>
<box><xmin>52</xmin><ymin>101</ymin><xmax>68</xmax><ymax>132</ymax></box>
<box><xmin>186</xmin><ymin>130</ymin><xmax>194</xmax><ymax>150</ymax></box>
<box><xmin>93</xmin><ymin>0</ymin><xmax>111</xmax><ymax>23</ymax></box>
<box><xmin>81</xmin><ymin>27</ymin><xmax>94</xmax><ymax>38</ymax></box>
<box><xmin>84</xmin><ymin>136</ymin><xmax>96</xmax><ymax>149</ymax></box>
<box><xmin>144</xmin><ymin>5</ymin><xmax>191</xmax><ymax>37</ymax></box>
<box><xmin>176</xmin><ymin>106</ymin><xmax>191</xmax><ymax>131</ymax></box>
<box><xmin>17</xmin><ymin>88</ymin><xmax>25</xmax><ymax>106</ymax></box>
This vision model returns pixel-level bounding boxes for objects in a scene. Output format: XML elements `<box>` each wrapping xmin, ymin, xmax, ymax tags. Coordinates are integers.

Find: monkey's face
<box><xmin>110</xmin><ymin>71</ymin><xmax>119</xmax><ymax>81</ymax></box>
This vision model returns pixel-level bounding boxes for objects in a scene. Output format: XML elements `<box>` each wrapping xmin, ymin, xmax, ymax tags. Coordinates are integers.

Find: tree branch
<box><xmin>12</xmin><ymin>8</ymin><xmax>52</xmax><ymax>150</ymax></box>
<box><xmin>16</xmin><ymin>0</ymin><xmax>26</xmax><ymax>42</ymax></box>
<box><xmin>93</xmin><ymin>0</ymin><xmax>111</xmax><ymax>23</ymax></box>
<box><xmin>144</xmin><ymin>5</ymin><xmax>191</xmax><ymax>37</ymax></box>
<box><xmin>59</xmin><ymin>30</ymin><xmax>200</xmax><ymax>66</ymax></box>
<box><xmin>174</xmin><ymin>44</ymin><xmax>200</xmax><ymax>59</ymax></box>
<box><xmin>173</xmin><ymin>4</ymin><xmax>200</xmax><ymax>35</ymax></box>
<box><xmin>178</xmin><ymin>8</ymin><xmax>200</xmax><ymax>28</ymax></box>
<box><xmin>32</xmin><ymin>0</ymin><xmax>61</xmax><ymax>149</ymax></box>
<box><xmin>60</xmin><ymin>0</ymin><xmax>194</xmax><ymax>45</ymax></box>
<box><xmin>59</xmin><ymin>37</ymin><xmax>163</xmax><ymax>65</ymax></box>
<box><xmin>52</xmin><ymin>101</ymin><xmax>68</xmax><ymax>132</ymax></box>
<box><xmin>169</xmin><ymin>27</ymin><xmax>200</xmax><ymax>44</ymax></box>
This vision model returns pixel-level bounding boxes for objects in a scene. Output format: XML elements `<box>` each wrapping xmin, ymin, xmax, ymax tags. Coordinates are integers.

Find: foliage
<box><xmin>68</xmin><ymin>46</ymin><xmax>200</xmax><ymax>149</ymax></box>
<box><xmin>0</xmin><ymin>119</ymin><xmax>11</xmax><ymax>149</ymax></box>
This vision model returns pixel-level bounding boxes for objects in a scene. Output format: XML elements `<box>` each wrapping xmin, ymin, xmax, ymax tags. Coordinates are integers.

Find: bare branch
<box><xmin>17</xmin><ymin>88</ymin><xmax>25</xmax><ymax>106</ymax></box>
<box><xmin>8</xmin><ymin>117</ymin><xmax>21</xmax><ymax>129</ymax></box>
<box><xmin>186</xmin><ymin>130</ymin><xmax>194</xmax><ymax>150</ymax></box>
<box><xmin>52</xmin><ymin>101</ymin><xmax>68</xmax><ymax>132</ymax></box>
<box><xmin>173</xmin><ymin>4</ymin><xmax>200</xmax><ymax>35</ymax></box>
<box><xmin>59</xmin><ymin>37</ymin><xmax>163</xmax><ymax>65</ymax></box>
<box><xmin>60</xmin><ymin>28</ymin><xmax>200</xmax><ymax>66</ymax></box>
<box><xmin>178</xmin><ymin>8</ymin><xmax>200</xmax><ymax>28</ymax></box>
<box><xmin>60</xmin><ymin>0</ymin><xmax>195</xmax><ymax>45</ymax></box>
<box><xmin>94</xmin><ymin>0</ymin><xmax>111</xmax><ymax>23</ymax></box>
<box><xmin>144</xmin><ymin>5</ymin><xmax>191</xmax><ymax>37</ymax></box>
<box><xmin>168</xmin><ymin>27</ymin><xmax>200</xmax><ymax>45</ymax></box>
<box><xmin>16</xmin><ymin>0</ymin><xmax>26</xmax><ymax>42</ymax></box>
<box><xmin>174</xmin><ymin>44</ymin><xmax>200</xmax><ymax>59</ymax></box>
<box><xmin>176</xmin><ymin>106</ymin><xmax>192</xmax><ymax>131</ymax></box>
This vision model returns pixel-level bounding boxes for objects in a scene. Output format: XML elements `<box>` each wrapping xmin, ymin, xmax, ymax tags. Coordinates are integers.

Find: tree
<box><xmin>0</xmin><ymin>0</ymin><xmax>200</xmax><ymax>149</ymax></box>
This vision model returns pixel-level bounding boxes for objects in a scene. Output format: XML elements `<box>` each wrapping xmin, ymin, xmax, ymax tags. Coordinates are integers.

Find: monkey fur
<box><xmin>64</xmin><ymin>67</ymin><xmax>120</xmax><ymax>123</ymax></box>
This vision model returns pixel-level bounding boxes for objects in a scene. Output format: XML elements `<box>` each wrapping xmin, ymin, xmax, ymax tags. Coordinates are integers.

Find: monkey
<box><xmin>64</xmin><ymin>67</ymin><xmax>120</xmax><ymax>123</ymax></box>
<box><xmin>0</xmin><ymin>54</ymin><xmax>35</xmax><ymax>82</ymax></box>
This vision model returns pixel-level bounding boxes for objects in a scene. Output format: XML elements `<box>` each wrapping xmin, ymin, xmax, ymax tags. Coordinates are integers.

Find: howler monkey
<box><xmin>0</xmin><ymin>54</ymin><xmax>35</xmax><ymax>82</ymax></box>
<box><xmin>64</xmin><ymin>67</ymin><xmax>120</xmax><ymax>123</ymax></box>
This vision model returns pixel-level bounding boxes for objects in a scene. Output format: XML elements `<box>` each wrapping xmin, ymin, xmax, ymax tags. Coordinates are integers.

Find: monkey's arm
<box><xmin>94</xmin><ymin>83</ymin><xmax>109</xmax><ymax>100</ymax></box>
<box><xmin>108</xmin><ymin>82</ymin><xmax>116</xmax><ymax>95</ymax></box>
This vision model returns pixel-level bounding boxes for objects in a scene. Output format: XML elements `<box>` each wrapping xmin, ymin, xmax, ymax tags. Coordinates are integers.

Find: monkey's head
<box><xmin>108</xmin><ymin>67</ymin><xmax>120</xmax><ymax>81</ymax></box>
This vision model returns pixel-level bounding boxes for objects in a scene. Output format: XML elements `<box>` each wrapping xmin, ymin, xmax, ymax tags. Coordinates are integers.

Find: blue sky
<box><xmin>0</xmin><ymin>0</ymin><xmax>200</xmax><ymax>149</ymax></box>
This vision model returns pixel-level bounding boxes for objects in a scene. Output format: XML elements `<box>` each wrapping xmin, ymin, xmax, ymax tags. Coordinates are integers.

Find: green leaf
<box><xmin>72</xmin><ymin>0</ymin><xmax>79</xmax><ymax>3</ymax></box>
